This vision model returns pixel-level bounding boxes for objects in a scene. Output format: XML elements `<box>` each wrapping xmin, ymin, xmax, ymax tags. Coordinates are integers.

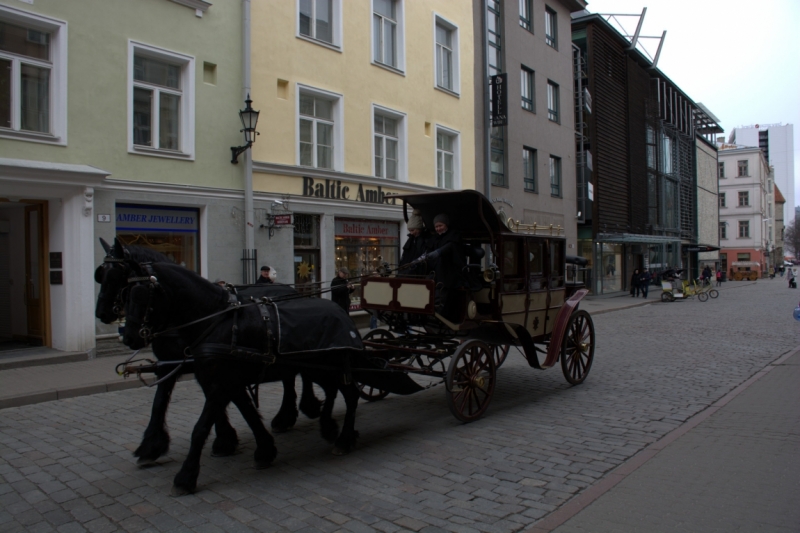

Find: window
<box><xmin>547</xmin><ymin>80</ymin><xmax>559</xmax><ymax>123</ymax></box>
<box><xmin>521</xmin><ymin>67</ymin><xmax>534</xmax><ymax>112</ymax></box>
<box><xmin>549</xmin><ymin>155</ymin><xmax>561</xmax><ymax>197</ymax></box>
<box><xmin>487</xmin><ymin>2</ymin><xmax>501</xmax><ymax>76</ymax></box>
<box><xmin>718</xmin><ymin>161</ymin><xmax>725</xmax><ymax>179</ymax></box>
<box><xmin>298</xmin><ymin>0</ymin><xmax>340</xmax><ymax>47</ymax></box>
<box><xmin>0</xmin><ymin>6</ymin><xmax>67</xmax><ymax>144</ymax></box>
<box><xmin>519</xmin><ymin>0</ymin><xmax>532</xmax><ymax>31</ymax></box>
<box><xmin>129</xmin><ymin>42</ymin><xmax>195</xmax><ymax>158</ymax></box>
<box><xmin>523</xmin><ymin>147</ymin><xmax>537</xmax><ymax>192</ymax></box>
<box><xmin>434</xmin><ymin>15</ymin><xmax>459</xmax><ymax>94</ymax></box>
<box><xmin>719</xmin><ymin>193</ymin><xmax>726</xmax><ymax>207</ymax></box>
<box><xmin>491</xmin><ymin>129</ymin><xmax>505</xmax><ymax>187</ymax></box>
<box><xmin>545</xmin><ymin>6</ymin><xmax>557</xmax><ymax>48</ymax></box>
<box><xmin>737</xmin><ymin>159</ymin><xmax>748</xmax><ymax>176</ymax></box>
<box><xmin>738</xmin><ymin>221</ymin><xmax>749</xmax><ymax>238</ymax></box>
<box><xmin>737</xmin><ymin>252</ymin><xmax>750</xmax><ymax>261</ymax></box>
<box><xmin>298</xmin><ymin>86</ymin><xmax>342</xmax><ymax>170</ymax></box>
<box><xmin>373</xmin><ymin>0</ymin><xmax>404</xmax><ymax>70</ymax></box>
<box><xmin>436</xmin><ymin>127</ymin><xmax>458</xmax><ymax>189</ymax></box>
<box><xmin>373</xmin><ymin>107</ymin><xmax>405</xmax><ymax>181</ymax></box>
<box><xmin>738</xmin><ymin>191</ymin><xmax>749</xmax><ymax>207</ymax></box>
<box><xmin>720</xmin><ymin>222</ymin><xmax>726</xmax><ymax>240</ymax></box>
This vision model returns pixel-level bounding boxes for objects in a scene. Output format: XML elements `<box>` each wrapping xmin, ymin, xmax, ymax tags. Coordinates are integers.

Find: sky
<box><xmin>584</xmin><ymin>0</ymin><xmax>800</xmax><ymax>209</ymax></box>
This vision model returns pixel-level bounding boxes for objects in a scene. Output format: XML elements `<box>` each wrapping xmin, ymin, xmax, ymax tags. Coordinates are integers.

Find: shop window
<box><xmin>549</xmin><ymin>240</ymin><xmax>564</xmax><ymax>288</ymax></box>
<box><xmin>527</xmin><ymin>238</ymin><xmax>545</xmax><ymax>290</ymax></box>
<box><xmin>501</xmin><ymin>238</ymin><xmax>525</xmax><ymax>291</ymax></box>
<box><xmin>293</xmin><ymin>214</ymin><xmax>320</xmax><ymax>296</ymax></box>
<box><xmin>335</xmin><ymin>218</ymin><xmax>399</xmax><ymax>310</ymax></box>
<box><xmin>115</xmin><ymin>203</ymin><xmax>199</xmax><ymax>272</ymax></box>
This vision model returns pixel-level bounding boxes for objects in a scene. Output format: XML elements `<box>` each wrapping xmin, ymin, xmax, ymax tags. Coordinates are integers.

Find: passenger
<box><xmin>399</xmin><ymin>209</ymin><xmax>430</xmax><ymax>276</ymax></box>
<box><xmin>426</xmin><ymin>214</ymin><xmax>467</xmax><ymax>317</ymax></box>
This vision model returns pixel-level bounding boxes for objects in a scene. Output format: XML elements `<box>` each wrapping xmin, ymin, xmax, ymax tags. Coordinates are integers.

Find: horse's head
<box><xmin>121</xmin><ymin>263</ymin><xmax>171</xmax><ymax>350</ymax></box>
<box><xmin>95</xmin><ymin>238</ymin><xmax>134</xmax><ymax>324</ymax></box>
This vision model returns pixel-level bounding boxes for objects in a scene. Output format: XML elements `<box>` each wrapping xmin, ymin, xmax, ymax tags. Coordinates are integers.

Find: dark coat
<box><xmin>640</xmin><ymin>271</ymin><xmax>652</xmax><ymax>286</ymax></box>
<box><xmin>630</xmin><ymin>272</ymin><xmax>641</xmax><ymax>288</ymax></box>
<box><xmin>399</xmin><ymin>231</ymin><xmax>431</xmax><ymax>276</ymax></box>
<box><xmin>255</xmin><ymin>274</ymin><xmax>273</xmax><ymax>284</ymax></box>
<box><xmin>427</xmin><ymin>230</ymin><xmax>466</xmax><ymax>289</ymax></box>
<box><xmin>330</xmin><ymin>276</ymin><xmax>354</xmax><ymax>313</ymax></box>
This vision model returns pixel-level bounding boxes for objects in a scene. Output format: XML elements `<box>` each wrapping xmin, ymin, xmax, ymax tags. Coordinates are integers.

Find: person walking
<box><xmin>629</xmin><ymin>268</ymin><xmax>641</xmax><ymax>297</ymax></box>
<box><xmin>331</xmin><ymin>267</ymin><xmax>355</xmax><ymax>314</ymax></box>
<box><xmin>716</xmin><ymin>269</ymin><xmax>722</xmax><ymax>287</ymax></box>
<box><xmin>702</xmin><ymin>265</ymin><xmax>713</xmax><ymax>286</ymax></box>
<box><xmin>788</xmin><ymin>267</ymin><xmax>796</xmax><ymax>289</ymax></box>
<box><xmin>640</xmin><ymin>269</ymin><xmax>652</xmax><ymax>298</ymax></box>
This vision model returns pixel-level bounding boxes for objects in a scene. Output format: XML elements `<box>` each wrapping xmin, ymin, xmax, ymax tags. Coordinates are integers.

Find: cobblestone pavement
<box><xmin>0</xmin><ymin>281</ymin><xmax>797</xmax><ymax>533</ymax></box>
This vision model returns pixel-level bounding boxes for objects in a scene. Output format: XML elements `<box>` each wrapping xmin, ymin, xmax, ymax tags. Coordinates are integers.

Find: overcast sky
<box><xmin>584</xmin><ymin>0</ymin><xmax>800</xmax><ymax>206</ymax></box>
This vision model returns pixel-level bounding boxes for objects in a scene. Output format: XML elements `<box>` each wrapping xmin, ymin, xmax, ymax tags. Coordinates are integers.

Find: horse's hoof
<box><xmin>136</xmin><ymin>457</ymin><xmax>159</xmax><ymax>467</ymax></box>
<box><xmin>299</xmin><ymin>398</ymin><xmax>323</xmax><ymax>419</ymax></box>
<box><xmin>270</xmin><ymin>424</ymin><xmax>293</xmax><ymax>434</ymax></box>
<box><xmin>254</xmin><ymin>447</ymin><xmax>277</xmax><ymax>469</ymax></box>
<box><xmin>170</xmin><ymin>484</ymin><xmax>194</xmax><ymax>496</ymax></box>
<box><xmin>211</xmin><ymin>438</ymin><xmax>238</xmax><ymax>457</ymax></box>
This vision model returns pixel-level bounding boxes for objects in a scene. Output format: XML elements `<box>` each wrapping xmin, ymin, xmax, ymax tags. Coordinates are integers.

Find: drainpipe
<box><xmin>243</xmin><ymin>0</ymin><xmax>255</xmax><ymax>256</ymax></box>
<box><xmin>482</xmin><ymin>0</ymin><xmax>492</xmax><ymax>200</ymax></box>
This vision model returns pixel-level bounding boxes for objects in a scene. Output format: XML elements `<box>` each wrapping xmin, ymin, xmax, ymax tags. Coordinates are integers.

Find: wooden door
<box><xmin>24</xmin><ymin>203</ymin><xmax>45</xmax><ymax>345</ymax></box>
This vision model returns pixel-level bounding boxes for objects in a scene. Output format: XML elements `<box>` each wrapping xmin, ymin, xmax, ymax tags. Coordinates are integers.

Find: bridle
<box><xmin>98</xmin><ymin>254</ymin><xmax>132</xmax><ymax>320</ymax></box>
<box><xmin>125</xmin><ymin>262</ymin><xmax>162</xmax><ymax>345</ymax></box>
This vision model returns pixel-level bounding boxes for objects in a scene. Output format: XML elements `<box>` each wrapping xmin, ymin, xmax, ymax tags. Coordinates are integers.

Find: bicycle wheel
<box><xmin>709</xmin><ymin>289</ymin><xmax>719</xmax><ymax>299</ymax></box>
<box><xmin>698</xmin><ymin>292</ymin><xmax>708</xmax><ymax>302</ymax></box>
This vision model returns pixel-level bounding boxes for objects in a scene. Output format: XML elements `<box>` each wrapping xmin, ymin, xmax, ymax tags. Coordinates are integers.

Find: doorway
<box><xmin>24</xmin><ymin>202</ymin><xmax>49</xmax><ymax>347</ymax></box>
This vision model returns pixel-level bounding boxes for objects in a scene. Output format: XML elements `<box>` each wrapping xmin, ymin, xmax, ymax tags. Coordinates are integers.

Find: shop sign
<box><xmin>302</xmin><ymin>177</ymin><xmax>397</xmax><ymax>205</ymax></box>
<box><xmin>490</xmin><ymin>74</ymin><xmax>508</xmax><ymax>127</ymax></box>
<box><xmin>273</xmin><ymin>214</ymin><xmax>292</xmax><ymax>225</ymax></box>
<box><xmin>116</xmin><ymin>204</ymin><xmax>199</xmax><ymax>232</ymax></box>
<box><xmin>335</xmin><ymin>219</ymin><xmax>398</xmax><ymax>239</ymax></box>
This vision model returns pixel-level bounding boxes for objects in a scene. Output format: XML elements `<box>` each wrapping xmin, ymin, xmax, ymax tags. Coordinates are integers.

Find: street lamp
<box><xmin>231</xmin><ymin>94</ymin><xmax>260</xmax><ymax>164</ymax></box>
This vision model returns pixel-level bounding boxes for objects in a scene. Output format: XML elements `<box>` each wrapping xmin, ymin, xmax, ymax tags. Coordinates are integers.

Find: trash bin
<box><xmin>720</xmin><ymin>271</ymin><xmax>726</xmax><ymax>282</ymax></box>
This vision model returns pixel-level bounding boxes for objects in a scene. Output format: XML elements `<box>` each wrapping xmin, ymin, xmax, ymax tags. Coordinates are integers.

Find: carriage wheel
<box><xmin>660</xmin><ymin>292</ymin><xmax>673</xmax><ymax>303</ymax></box>
<box><xmin>493</xmin><ymin>344</ymin><xmax>510</xmax><ymax>369</ymax></box>
<box><xmin>709</xmin><ymin>289</ymin><xmax>719</xmax><ymax>299</ymax></box>
<box><xmin>561</xmin><ymin>310</ymin><xmax>595</xmax><ymax>385</ymax></box>
<box><xmin>446</xmin><ymin>340</ymin><xmax>496</xmax><ymax>423</ymax></box>
<box><xmin>357</xmin><ymin>329</ymin><xmax>393</xmax><ymax>402</ymax></box>
<box><xmin>697</xmin><ymin>292</ymin><xmax>708</xmax><ymax>302</ymax></box>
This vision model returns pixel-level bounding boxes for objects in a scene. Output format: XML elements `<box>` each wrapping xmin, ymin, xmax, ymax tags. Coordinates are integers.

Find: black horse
<box><xmin>119</xmin><ymin>259</ymin><xmax>378</xmax><ymax>494</ymax></box>
<box><xmin>94</xmin><ymin>239</ymin><xmax>321</xmax><ymax>463</ymax></box>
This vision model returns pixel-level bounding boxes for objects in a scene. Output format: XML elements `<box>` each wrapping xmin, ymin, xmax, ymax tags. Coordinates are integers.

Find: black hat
<box><xmin>260</xmin><ymin>265</ymin><xmax>270</xmax><ymax>272</ymax></box>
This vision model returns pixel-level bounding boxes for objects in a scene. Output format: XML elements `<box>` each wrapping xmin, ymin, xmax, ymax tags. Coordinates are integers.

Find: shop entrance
<box><xmin>24</xmin><ymin>203</ymin><xmax>47</xmax><ymax>346</ymax></box>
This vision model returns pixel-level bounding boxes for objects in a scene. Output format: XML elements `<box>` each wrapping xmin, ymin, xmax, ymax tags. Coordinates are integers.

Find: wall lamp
<box><xmin>231</xmin><ymin>94</ymin><xmax>260</xmax><ymax>164</ymax></box>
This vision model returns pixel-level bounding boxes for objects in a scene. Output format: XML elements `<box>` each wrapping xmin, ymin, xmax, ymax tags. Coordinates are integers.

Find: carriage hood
<box><xmin>391</xmin><ymin>190</ymin><xmax>509</xmax><ymax>239</ymax></box>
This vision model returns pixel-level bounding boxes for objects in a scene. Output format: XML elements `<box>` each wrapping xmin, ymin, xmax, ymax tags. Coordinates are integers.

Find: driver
<box><xmin>399</xmin><ymin>209</ymin><xmax>430</xmax><ymax>276</ymax></box>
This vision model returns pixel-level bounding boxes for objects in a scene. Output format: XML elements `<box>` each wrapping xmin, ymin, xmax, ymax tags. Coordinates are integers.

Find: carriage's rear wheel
<box><xmin>357</xmin><ymin>329</ymin><xmax>393</xmax><ymax>402</ymax></box>
<box><xmin>561</xmin><ymin>310</ymin><xmax>595</xmax><ymax>385</ymax></box>
<box><xmin>446</xmin><ymin>340</ymin><xmax>496</xmax><ymax>423</ymax></box>
<box><xmin>493</xmin><ymin>344</ymin><xmax>510</xmax><ymax>369</ymax></box>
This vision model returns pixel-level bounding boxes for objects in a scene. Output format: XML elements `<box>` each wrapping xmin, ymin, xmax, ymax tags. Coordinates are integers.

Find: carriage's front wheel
<box><xmin>446</xmin><ymin>340</ymin><xmax>496</xmax><ymax>423</ymax></box>
<box><xmin>561</xmin><ymin>310</ymin><xmax>595</xmax><ymax>385</ymax></box>
<box><xmin>357</xmin><ymin>329</ymin><xmax>393</xmax><ymax>402</ymax></box>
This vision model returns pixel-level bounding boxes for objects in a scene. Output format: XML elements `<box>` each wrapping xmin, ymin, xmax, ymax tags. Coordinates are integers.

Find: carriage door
<box><xmin>24</xmin><ymin>203</ymin><xmax>47</xmax><ymax>346</ymax></box>
<box><xmin>545</xmin><ymin>240</ymin><xmax>566</xmax><ymax>335</ymax></box>
<box><xmin>525</xmin><ymin>238</ymin><xmax>547</xmax><ymax>337</ymax></box>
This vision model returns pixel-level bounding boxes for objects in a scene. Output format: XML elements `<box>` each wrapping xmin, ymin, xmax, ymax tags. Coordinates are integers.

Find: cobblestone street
<box><xmin>1</xmin><ymin>280</ymin><xmax>797</xmax><ymax>533</ymax></box>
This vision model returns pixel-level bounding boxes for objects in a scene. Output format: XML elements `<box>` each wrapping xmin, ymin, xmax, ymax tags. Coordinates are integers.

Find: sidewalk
<box><xmin>531</xmin><ymin>345</ymin><xmax>800</xmax><ymax>533</ymax></box>
<box><xmin>0</xmin><ymin>286</ymin><xmax>727</xmax><ymax>410</ymax></box>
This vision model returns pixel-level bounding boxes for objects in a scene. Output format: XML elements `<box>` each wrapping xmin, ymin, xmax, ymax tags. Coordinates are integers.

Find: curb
<box><xmin>525</xmin><ymin>343</ymin><xmax>800</xmax><ymax>533</ymax></box>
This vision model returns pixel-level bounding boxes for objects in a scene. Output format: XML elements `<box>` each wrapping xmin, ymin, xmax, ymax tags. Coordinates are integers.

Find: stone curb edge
<box><xmin>524</xmin><ymin>343</ymin><xmax>800</xmax><ymax>533</ymax></box>
<box><xmin>0</xmin><ymin>374</ymin><xmax>194</xmax><ymax>410</ymax></box>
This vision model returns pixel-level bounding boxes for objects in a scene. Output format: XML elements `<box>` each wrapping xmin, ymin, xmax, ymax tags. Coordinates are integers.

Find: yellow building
<box><xmin>249</xmin><ymin>0</ymin><xmax>475</xmax><ymax>303</ymax></box>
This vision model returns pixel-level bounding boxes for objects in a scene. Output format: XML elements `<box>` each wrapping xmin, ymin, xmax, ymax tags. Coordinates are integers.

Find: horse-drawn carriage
<box><xmin>96</xmin><ymin>189</ymin><xmax>594</xmax><ymax>494</ymax></box>
<box><xmin>357</xmin><ymin>190</ymin><xmax>595</xmax><ymax>422</ymax></box>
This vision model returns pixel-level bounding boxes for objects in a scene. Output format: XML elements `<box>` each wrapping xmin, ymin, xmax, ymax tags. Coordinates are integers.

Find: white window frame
<box><xmin>0</xmin><ymin>5</ymin><xmax>67</xmax><ymax>145</ymax></box>
<box><xmin>738</xmin><ymin>190</ymin><xmax>749</xmax><ymax>207</ymax></box>
<box><xmin>738</xmin><ymin>220</ymin><xmax>749</xmax><ymax>238</ymax></box>
<box><xmin>719</xmin><ymin>192</ymin><xmax>726</xmax><ymax>208</ymax></box>
<box><xmin>296</xmin><ymin>0</ymin><xmax>343</xmax><ymax>51</ymax></box>
<box><xmin>296</xmin><ymin>84</ymin><xmax>344</xmax><ymax>172</ymax></box>
<box><xmin>433</xmin><ymin>14</ymin><xmax>460</xmax><ymax>96</ymax></box>
<box><xmin>720</xmin><ymin>222</ymin><xmax>726</xmax><ymax>240</ymax></box>
<box><xmin>371</xmin><ymin>104</ymin><xmax>407</xmax><ymax>182</ymax></box>
<box><xmin>371</xmin><ymin>0</ymin><xmax>405</xmax><ymax>73</ymax></box>
<box><xmin>127</xmin><ymin>41</ymin><xmax>195</xmax><ymax>160</ymax></box>
<box><xmin>434</xmin><ymin>124</ymin><xmax>460</xmax><ymax>190</ymax></box>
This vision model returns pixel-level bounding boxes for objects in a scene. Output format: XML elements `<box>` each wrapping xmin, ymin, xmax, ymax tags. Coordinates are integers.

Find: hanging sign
<box><xmin>334</xmin><ymin>219</ymin><xmax>398</xmax><ymax>240</ymax></box>
<box><xmin>490</xmin><ymin>74</ymin><xmax>508</xmax><ymax>127</ymax></box>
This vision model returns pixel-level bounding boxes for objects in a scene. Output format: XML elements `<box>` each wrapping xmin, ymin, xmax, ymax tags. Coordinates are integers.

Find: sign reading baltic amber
<box><xmin>302</xmin><ymin>177</ymin><xmax>397</xmax><ymax>205</ymax></box>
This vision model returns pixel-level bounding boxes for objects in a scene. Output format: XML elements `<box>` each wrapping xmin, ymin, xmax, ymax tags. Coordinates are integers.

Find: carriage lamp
<box><xmin>231</xmin><ymin>95</ymin><xmax>260</xmax><ymax>164</ymax></box>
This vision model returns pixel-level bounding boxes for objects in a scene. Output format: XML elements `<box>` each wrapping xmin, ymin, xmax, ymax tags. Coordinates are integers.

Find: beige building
<box><xmin>248</xmin><ymin>0</ymin><xmax>476</xmax><ymax>305</ymax></box>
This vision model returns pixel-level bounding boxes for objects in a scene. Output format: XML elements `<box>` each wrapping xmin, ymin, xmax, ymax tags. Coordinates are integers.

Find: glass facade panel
<box><xmin>158</xmin><ymin>92</ymin><xmax>179</xmax><ymax>150</ymax></box>
<box><xmin>133</xmin><ymin>87</ymin><xmax>152</xmax><ymax>146</ymax></box>
<box><xmin>335</xmin><ymin>218</ymin><xmax>399</xmax><ymax>309</ymax></box>
<box><xmin>116</xmin><ymin>204</ymin><xmax>200</xmax><ymax>272</ymax></box>
<box><xmin>0</xmin><ymin>21</ymin><xmax>50</xmax><ymax>60</ymax></box>
<box><xmin>20</xmin><ymin>64</ymin><xmax>49</xmax><ymax>133</ymax></box>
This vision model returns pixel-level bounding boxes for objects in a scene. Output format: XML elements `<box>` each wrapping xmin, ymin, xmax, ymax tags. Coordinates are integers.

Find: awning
<box><xmin>596</xmin><ymin>233</ymin><xmax>679</xmax><ymax>244</ymax></box>
<box><xmin>682</xmin><ymin>244</ymin><xmax>720</xmax><ymax>252</ymax></box>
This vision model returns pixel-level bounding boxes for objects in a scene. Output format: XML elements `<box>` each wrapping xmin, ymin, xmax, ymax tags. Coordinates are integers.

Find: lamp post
<box><xmin>231</xmin><ymin>94</ymin><xmax>260</xmax><ymax>164</ymax></box>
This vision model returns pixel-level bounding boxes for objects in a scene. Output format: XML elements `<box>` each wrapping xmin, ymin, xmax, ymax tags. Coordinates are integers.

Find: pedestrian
<box><xmin>639</xmin><ymin>269</ymin><xmax>651</xmax><ymax>298</ymax></box>
<box><xmin>256</xmin><ymin>265</ymin><xmax>274</xmax><ymax>284</ymax></box>
<box><xmin>788</xmin><ymin>267</ymin><xmax>796</xmax><ymax>289</ymax></box>
<box><xmin>769</xmin><ymin>266</ymin><xmax>775</xmax><ymax>279</ymax></box>
<box><xmin>629</xmin><ymin>268</ymin><xmax>640</xmax><ymax>297</ymax></box>
<box><xmin>331</xmin><ymin>266</ymin><xmax>355</xmax><ymax>314</ymax></box>
<box><xmin>715</xmin><ymin>269</ymin><xmax>722</xmax><ymax>287</ymax></box>
<box><xmin>702</xmin><ymin>265</ymin><xmax>713</xmax><ymax>286</ymax></box>
<box><xmin>780</xmin><ymin>266</ymin><xmax>785</xmax><ymax>277</ymax></box>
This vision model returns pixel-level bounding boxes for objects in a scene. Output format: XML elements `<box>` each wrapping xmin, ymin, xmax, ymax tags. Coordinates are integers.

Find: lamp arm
<box><xmin>231</xmin><ymin>142</ymin><xmax>253</xmax><ymax>164</ymax></box>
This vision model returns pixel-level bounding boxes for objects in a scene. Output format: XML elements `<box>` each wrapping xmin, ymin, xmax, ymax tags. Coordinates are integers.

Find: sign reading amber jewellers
<box><xmin>302</xmin><ymin>177</ymin><xmax>397</xmax><ymax>205</ymax></box>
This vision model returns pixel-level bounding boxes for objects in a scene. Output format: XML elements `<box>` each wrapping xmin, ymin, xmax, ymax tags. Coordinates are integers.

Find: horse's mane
<box><xmin>151</xmin><ymin>262</ymin><xmax>229</xmax><ymax>316</ymax></box>
<box><xmin>126</xmin><ymin>245</ymin><xmax>171</xmax><ymax>263</ymax></box>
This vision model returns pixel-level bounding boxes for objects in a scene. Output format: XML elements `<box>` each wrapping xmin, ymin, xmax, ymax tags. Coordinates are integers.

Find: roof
<box><xmin>774</xmin><ymin>184</ymin><xmax>786</xmax><ymax>204</ymax></box>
